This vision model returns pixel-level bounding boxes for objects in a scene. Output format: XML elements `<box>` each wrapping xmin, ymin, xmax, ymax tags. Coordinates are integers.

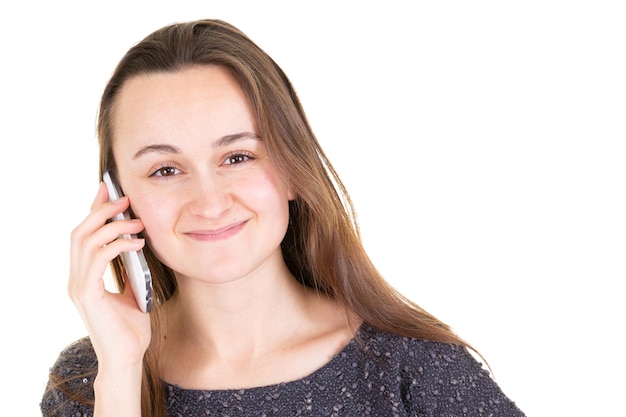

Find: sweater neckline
<box><xmin>165</xmin><ymin>322</ymin><xmax>370</xmax><ymax>394</ymax></box>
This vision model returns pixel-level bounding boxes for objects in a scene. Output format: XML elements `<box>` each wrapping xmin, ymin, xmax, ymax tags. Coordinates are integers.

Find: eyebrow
<box><xmin>132</xmin><ymin>132</ymin><xmax>261</xmax><ymax>159</ymax></box>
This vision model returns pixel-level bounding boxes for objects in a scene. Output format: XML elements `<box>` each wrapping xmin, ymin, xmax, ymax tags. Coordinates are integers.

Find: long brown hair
<box><xmin>55</xmin><ymin>19</ymin><xmax>472</xmax><ymax>417</ymax></box>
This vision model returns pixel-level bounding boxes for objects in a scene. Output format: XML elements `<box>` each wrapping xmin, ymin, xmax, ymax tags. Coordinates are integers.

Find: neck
<box><xmin>161</xmin><ymin>262</ymin><xmax>317</xmax><ymax>362</ymax></box>
<box><xmin>156</xmin><ymin>254</ymin><xmax>358</xmax><ymax>390</ymax></box>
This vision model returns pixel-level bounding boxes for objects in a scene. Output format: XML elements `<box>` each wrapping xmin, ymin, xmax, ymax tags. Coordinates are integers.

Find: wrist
<box><xmin>93</xmin><ymin>364</ymin><xmax>144</xmax><ymax>417</ymax></box>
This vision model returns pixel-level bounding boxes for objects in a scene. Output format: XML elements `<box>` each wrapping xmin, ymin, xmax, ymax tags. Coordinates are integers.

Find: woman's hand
<box><xmin>68</xmin><ymin>181</ymin><xmax>152</xmax><ymax>370</ymax></box>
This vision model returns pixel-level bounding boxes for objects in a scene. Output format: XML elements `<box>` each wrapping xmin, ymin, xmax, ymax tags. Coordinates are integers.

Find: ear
<box><xmin>287</xmin><ymin>186</ymin><xmax>297</xmax><ymax>201</ymax></box>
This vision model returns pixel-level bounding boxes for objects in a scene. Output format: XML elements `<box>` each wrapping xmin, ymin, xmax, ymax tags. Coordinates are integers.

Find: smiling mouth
<box><xmin>186</xmin><ymin>221</ymin><xmax>247</xmax><ymax>241</ymax></box>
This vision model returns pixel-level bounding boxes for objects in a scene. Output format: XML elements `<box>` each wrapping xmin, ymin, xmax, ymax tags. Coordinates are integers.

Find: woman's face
<box><xmin>111</xmin><ymin>65</ymin><xmax>295</xmax><ymax>285</ymax></box>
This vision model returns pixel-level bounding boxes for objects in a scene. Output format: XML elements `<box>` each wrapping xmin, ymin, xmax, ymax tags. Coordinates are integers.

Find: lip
<box><xmin>185</xmin><ymin>220</ymin><xmax>247</xmax><ymax>242</ymax></box>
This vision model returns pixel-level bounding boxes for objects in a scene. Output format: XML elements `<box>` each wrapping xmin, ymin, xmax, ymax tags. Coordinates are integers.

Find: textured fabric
<box><xmin>41</xmin><ymin>323</ymin><xmax>525</xmax><ymax>416</ymax></box>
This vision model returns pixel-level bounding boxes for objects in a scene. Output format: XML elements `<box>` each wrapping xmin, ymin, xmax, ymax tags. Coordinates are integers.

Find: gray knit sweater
<box><xmin>41</xmin><ymin>323</ymin><xmax>525</xmax><ymax>416</ymax></box>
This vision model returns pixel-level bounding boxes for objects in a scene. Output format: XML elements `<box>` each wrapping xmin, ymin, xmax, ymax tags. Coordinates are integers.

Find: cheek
<box><xmin>252</xmin><ymin>176</ymin><xmax>292</xmax><ymax>232</ymax></box>
<box><xmin>249</xmin><ymin>171</ymin><xmax>291</xmax><ymax>208</ymax></box>
<box><xmin>128</xmin><ymin>194</ymin><xmax>169</xmax><ymax>239</ymax></box>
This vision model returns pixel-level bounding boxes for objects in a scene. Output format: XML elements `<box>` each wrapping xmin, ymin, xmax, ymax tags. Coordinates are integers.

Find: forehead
<box><xmin>111</xmin><ymin>65</ymin><xmax>257</xmax><ymax>146</ymax></box>
<box><xmin>114</xmin><ymin>65</ymin><xmax>247</xmax><ymax>116</ymax></box>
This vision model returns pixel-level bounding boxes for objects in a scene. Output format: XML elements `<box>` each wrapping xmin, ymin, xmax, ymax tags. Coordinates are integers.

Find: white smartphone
<box><xmin>102</xmin><ymin>170</ymin><xmax>153</xmax><ymax>313</ymax></box>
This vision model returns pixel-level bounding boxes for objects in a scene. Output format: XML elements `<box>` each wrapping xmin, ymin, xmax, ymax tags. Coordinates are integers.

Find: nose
<box><xmin>185</xmin><ymin>173</ymin><xmax>233</xmax><ymax>219</ymax></box>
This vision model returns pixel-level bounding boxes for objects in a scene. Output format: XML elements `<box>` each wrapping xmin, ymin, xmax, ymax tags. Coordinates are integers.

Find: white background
<box><xmin>1</xmin><ymin>1</ymin><xmax>624</xmax><ymax>416</ymax></box>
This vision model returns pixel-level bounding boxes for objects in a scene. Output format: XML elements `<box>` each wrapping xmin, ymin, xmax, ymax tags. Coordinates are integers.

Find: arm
<box><xmin>93</xmin><ymin>365</ymin><xmax>143</xmax><ymax>417</ymax></box>
<box><xmin>46</xmin><ymin>182</ymin><xmax>152</xmax><ymax>417</ymax></box>
<box><xmin>404</xmin><ymin>343</ymin><xmax>525</xmax><ymax>417</ymax></box>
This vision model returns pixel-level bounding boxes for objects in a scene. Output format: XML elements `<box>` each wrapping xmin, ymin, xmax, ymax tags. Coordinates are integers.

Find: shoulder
<box><xmin>50</xmin><ymin>336</ymin><xmax>98</xmax><ymax>377</ymax></box>
<box><xmin>355</xmin><ymin>323</ymin><xmax>525</xmax><ymax>416</ymax></box>
<box><xmin>356</xmin><ymin>323</ymin><xmax>480</xmax><ymax>372</ymax></box>
<box><xmin>47</xmin><ymin>336</ymin><xmax>98</xmax><ymax>392</ymax></box>
<box><xmin>40</xmin><ymin>337</ymin><xmax>96</xmax><ymax>417</ymax></box>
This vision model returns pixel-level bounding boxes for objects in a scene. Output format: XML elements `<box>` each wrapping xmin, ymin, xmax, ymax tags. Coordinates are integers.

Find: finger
<box><xmin>73</xmin><ymin>196</ymin><xmax>133</xmax><ymax>248</ymax></box>
<box><xmin>68</xmin><ymin>182</ymin><xmax>147</xmax><ymax>309</ymax></box>
<box><xmin>90</xmin><ymin>181</ymin><xmax>109</xmax><ymax>211</ymax></box>
<box><xmin>68</xmin><ymin>237</ymin><xmax>145</xmax><ymax>305</ymax></box>
<box><xmin>87</xmin><ymin>181</ymin><xmax>133</xmax><ymax>226</ymax></box>
<box><xmin>89</xmin><ymin>218</ymin><xmax>145</xmax><ymax>247</ymax></box>
<box><xmin>70</xmin><ymin>221</ymin><xmax>146</xmax><ymax>288</ymax></box>
<box><xmin>70</xmin><ymin>215</ymin><xmax>144</xmax><ymax>275</ymax></box>
<box><xmin>69</xmin><ymin>205</ymin><xmax>145</xmax><ymax>294</ymax></box>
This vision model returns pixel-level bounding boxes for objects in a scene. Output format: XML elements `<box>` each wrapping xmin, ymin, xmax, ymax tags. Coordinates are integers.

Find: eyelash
<box><xmin>148</xmin><ymin>152</ymin><xmax>254</xmax><ymax>178</ymax></box>
<box><xmin>223</xmin><ymin>151</ymin><xmax>254</xmax><ymax>165</ymax></box>
<box><xmin>150</xmin><ymin>162</ymin><xmax>181</xmax><ymax>178</ymax></box>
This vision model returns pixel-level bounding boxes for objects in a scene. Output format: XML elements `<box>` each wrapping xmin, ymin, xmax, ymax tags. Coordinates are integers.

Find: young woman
<box><xmin>41</xmin><ymin>19</ymin><xmax>525</xmax><ymax>417</ymax></box>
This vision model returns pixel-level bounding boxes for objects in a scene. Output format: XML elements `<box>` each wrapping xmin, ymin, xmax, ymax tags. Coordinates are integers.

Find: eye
<box><xmin>150</xmin><ymin>164</ymin><xmax>181</xmax><ymax>177</ymax></box>
<box><xmin>223</xmin><ymin>152</ymin><xmax>253</xmax><ymax>165</ymax></box>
